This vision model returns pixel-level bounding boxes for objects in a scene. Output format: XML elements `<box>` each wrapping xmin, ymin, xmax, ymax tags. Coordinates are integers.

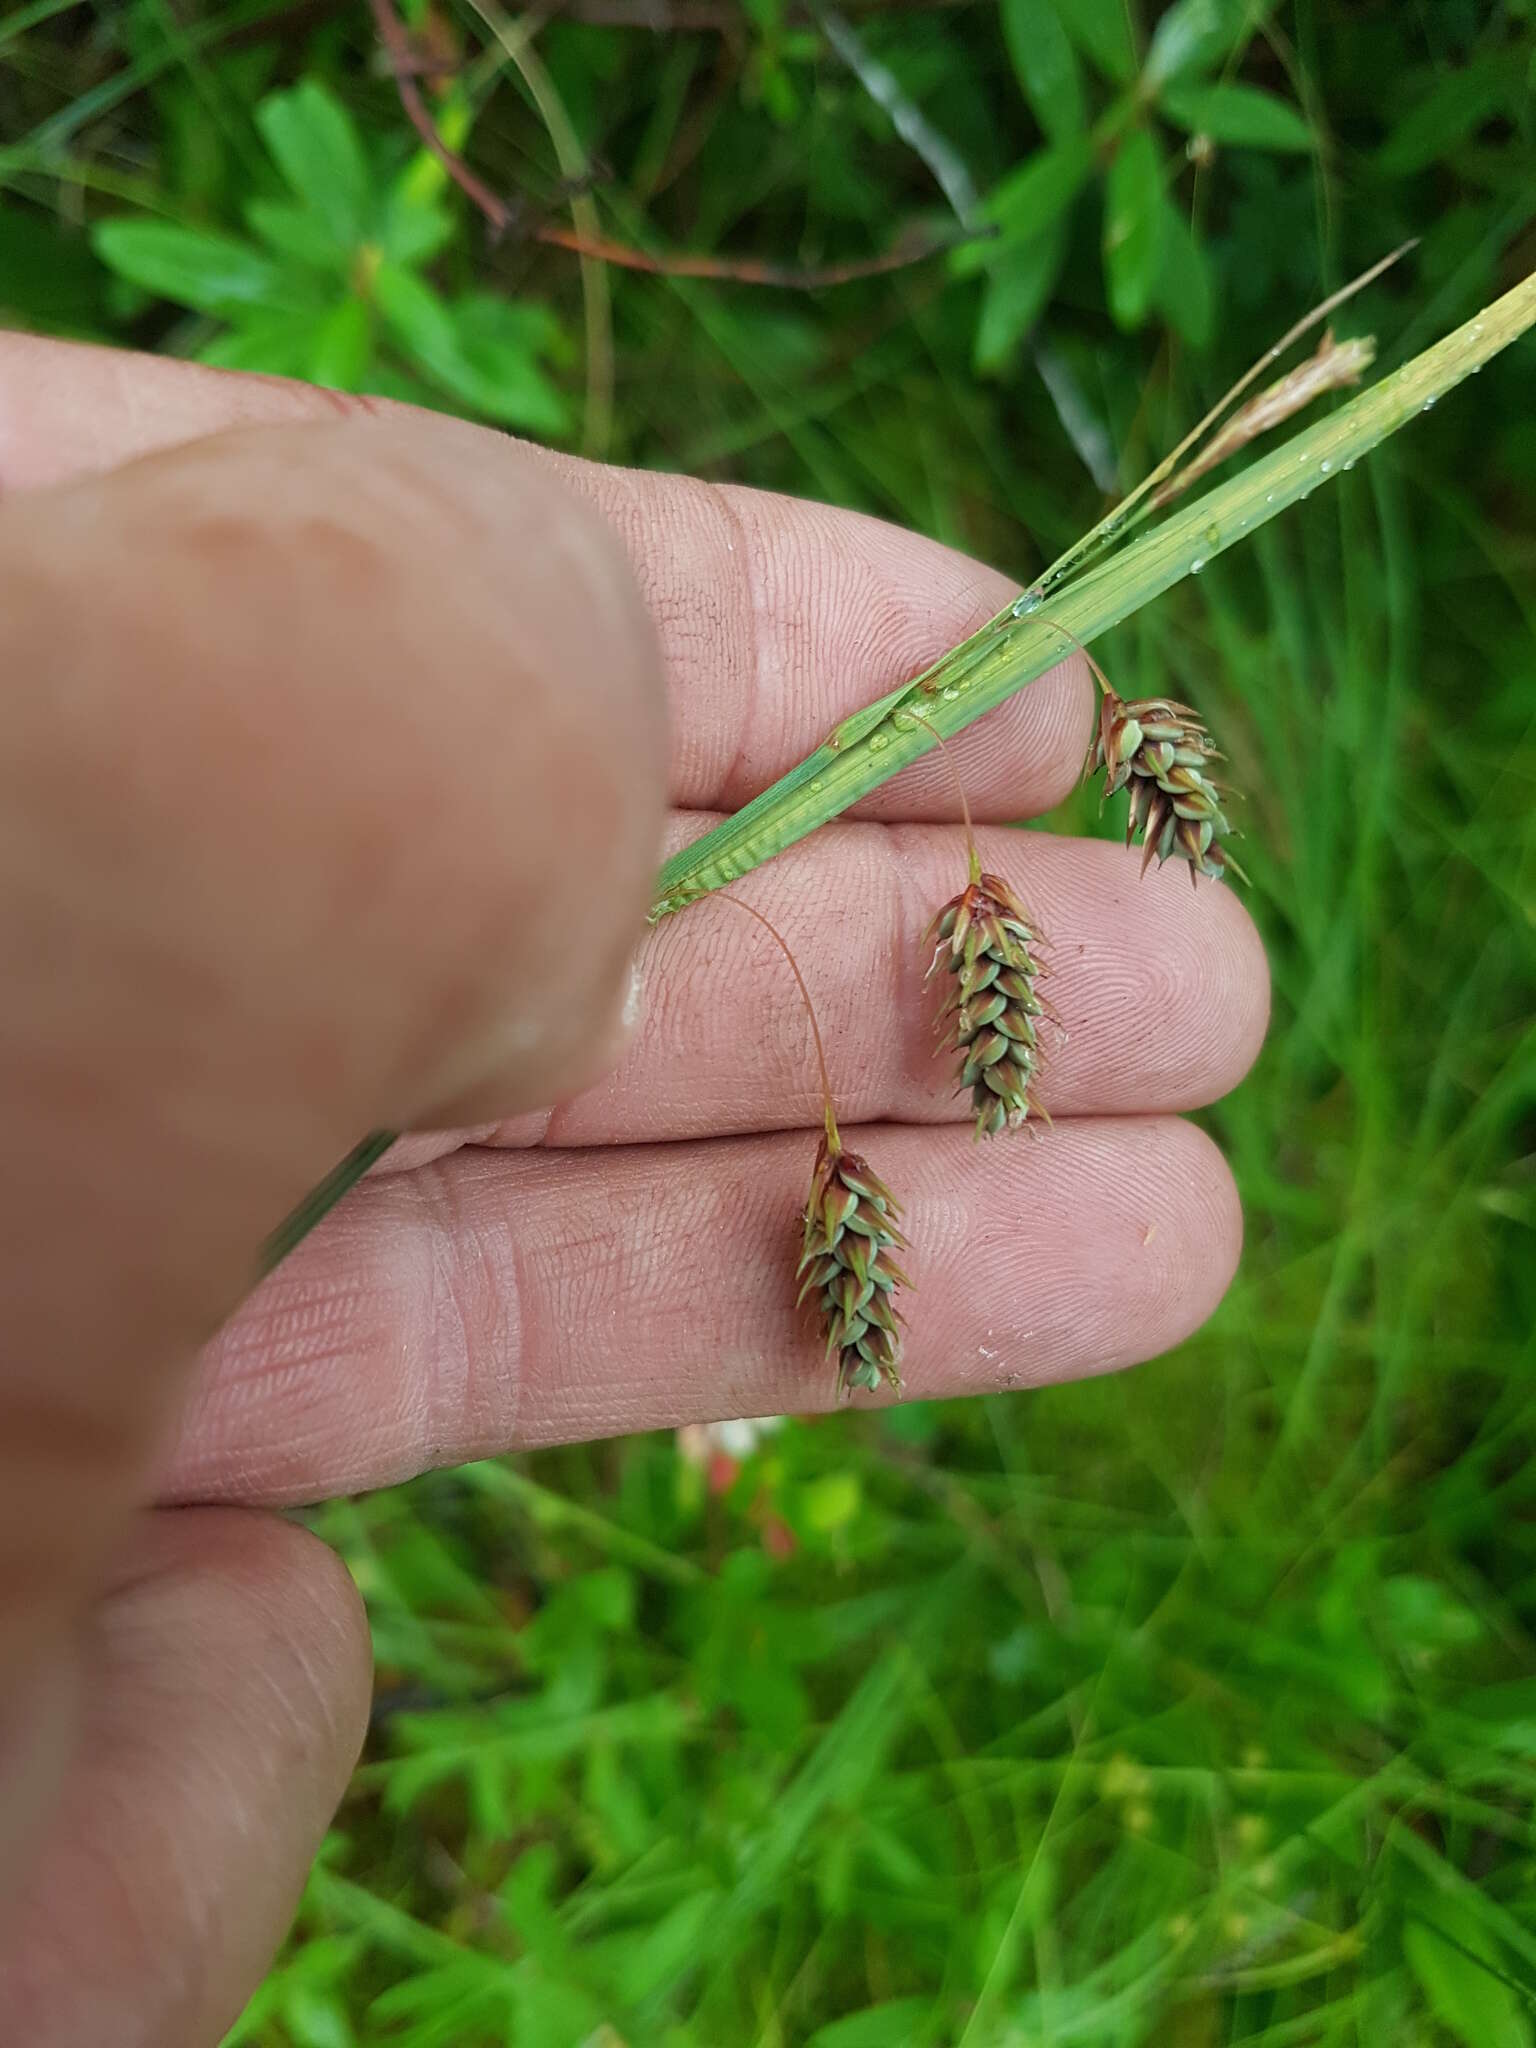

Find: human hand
<box><xmin>0</xmin><ymin>335</ymin><xmax>1267</xmax><ymax>2042</ymax></box>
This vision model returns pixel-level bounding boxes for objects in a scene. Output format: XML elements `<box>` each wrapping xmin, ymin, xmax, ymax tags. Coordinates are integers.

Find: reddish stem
<box><xmin>367</xmin><ymin>0</ymin><xmax>985</xmax><ymax>285</ymax></box>
<box><xmin>717</xmin><ymin>893</ymin><xmax>840</xmax><ymax>1150</ymax></box>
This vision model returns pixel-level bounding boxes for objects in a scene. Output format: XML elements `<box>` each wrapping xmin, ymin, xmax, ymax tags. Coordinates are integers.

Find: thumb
<box><xmin>0</xmin><ymin>415</ymin><xmax>667</xmax><ymax>1877</ymax></box>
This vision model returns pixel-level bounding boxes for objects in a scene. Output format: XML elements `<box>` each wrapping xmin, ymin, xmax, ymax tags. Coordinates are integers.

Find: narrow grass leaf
<box><xmin>1160</xmin><ymin>81</ymin><xmax>1315</xmax><ymax>152</ymax></box>
<box><xmin>650</xmin><ymin>271</ymin><xmax>1536</xmax><ymax>922</ymax></box>
<box><xmin>1000</xmin><ymin>0</ymin><xmax>1085</xmax><ymax>140</ymax></box>
<box><xmin>1103</xmin><ymin>126</ymin><xmax>1164</xmax><ymax>328</ymax></box>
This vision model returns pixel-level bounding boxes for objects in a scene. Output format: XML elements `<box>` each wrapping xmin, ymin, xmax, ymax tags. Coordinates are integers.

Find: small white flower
<box><xmin>674</xmin><ymin>1415</ymin><xmax>785</xmax><ymax>1467</ymax></box>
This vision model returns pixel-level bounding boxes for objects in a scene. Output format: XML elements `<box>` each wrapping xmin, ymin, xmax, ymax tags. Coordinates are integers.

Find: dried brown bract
<box><xmin>1151</xmin><ymin>329</ymin><xmax>1377</xmax><ymax>509</ymax></box>
<box><xmin>928</xmin><ymin>870</ymin><xmax>1046</xmax><ymax>1137</ymax></box>
<box><xmin>797</xmin><ymin>1131</ymin><xmax>909</xmax><ymax>1397</ymax></box>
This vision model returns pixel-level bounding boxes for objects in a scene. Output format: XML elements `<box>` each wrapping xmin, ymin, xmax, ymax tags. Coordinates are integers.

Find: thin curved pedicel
<box><xmin>714</xmin><ymin>893</ymin><xmax>910</xmax><ymax>1400</ymax></box>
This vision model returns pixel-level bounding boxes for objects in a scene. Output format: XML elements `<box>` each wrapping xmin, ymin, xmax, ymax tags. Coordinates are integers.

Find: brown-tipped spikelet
<box><xmin>928</xmin><ymin>871</ymin><xmax>1046</xmax><ymax>1138</ymax></box>
<box><xmin>1086</xmin><ymin>688</ymin><xmax>1246</xmax><ymax>884</ymax></box>
<box><xmin>797</xmin><ymin>1131</ymin><xmax>909</xmax><ymax>1397</ymax></box>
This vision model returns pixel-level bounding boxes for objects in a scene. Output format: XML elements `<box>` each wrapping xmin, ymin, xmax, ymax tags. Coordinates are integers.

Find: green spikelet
<box><xmin>928</xmin><ymin>871</ymin><xmax>1047</xmax><ymax>1138</ymax></box>
<box><xmin>1085</xmin><ymin>687</ymin><xmax>1247</xmax><ymax>884</ymax></box>
<box><xmin>797</xmin><ymin>1131</ymin><xmax>909</xmax><ymax>1398</ymax></box>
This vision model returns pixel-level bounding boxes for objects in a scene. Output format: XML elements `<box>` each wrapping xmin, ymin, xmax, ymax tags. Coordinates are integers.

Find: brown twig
<box><xmin>530</xmin><ymin>218</ymin><xmax>989</xmax><ymax>286</ymax></box>
<box><xmin>369</xmin><ymin>0</ymin><xmax>990</xmax><ymax>285</ymax></box>
<box><xmin>368</xmin><ymin>0</ymin><xmax>514</xmax><ymax>234</ymax></box>
<box><xmin>546</xmin><ymin>0</ymin><xmax>977</xmax><ymax>25</ymax></box>
<box><xmin>1149</xmin><ymin>329</ymin><xmax>1377</xmax><ymax>508</ymax></box>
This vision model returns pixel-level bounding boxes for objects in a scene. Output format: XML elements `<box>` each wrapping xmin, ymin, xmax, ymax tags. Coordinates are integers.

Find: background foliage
<box><xmin>4</xmin><ymin>2</ymin><xmax>1535</xmax><ymax>2043</ymax></box>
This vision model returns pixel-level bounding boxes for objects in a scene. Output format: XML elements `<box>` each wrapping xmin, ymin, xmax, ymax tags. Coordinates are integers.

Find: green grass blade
<box><xmin>259</xmin><ymin>270</ymin><xmax>1534</xmax><ymax>1273</ymax></box>
<box><xmin>650</xmin><ymin>269</ymin><xmax>1536</xmax><ymax>918</ymax></box>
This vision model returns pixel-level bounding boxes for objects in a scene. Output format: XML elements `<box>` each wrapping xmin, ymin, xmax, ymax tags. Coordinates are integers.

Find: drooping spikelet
<box><xmin>928</xmin><ymin>870</ymin><xmax>1046</xmax><ymax>1137</ymax></box>
<box><xmin>797</xmin><ymin>1130</ymin><xmax>909</xmax><ymax>1397</ymax></box>
<box><xmin>1086</xmin><ymin>688</ymin><xmax>1246</xmax><ymax>884</ymax></box>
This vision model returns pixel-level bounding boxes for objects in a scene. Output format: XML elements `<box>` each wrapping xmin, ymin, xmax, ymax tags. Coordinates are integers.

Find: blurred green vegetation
<box><xmin>4</xmin><ymin>2</ymin><xmax>1535</xmax><ymax>2042</ymax></box>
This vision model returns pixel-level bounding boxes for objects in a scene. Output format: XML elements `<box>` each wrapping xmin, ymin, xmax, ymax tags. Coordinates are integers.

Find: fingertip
<box><xmin>1123</xmin><ymin>853</ymin><xmax>1272</xmax><ymax>1105</ymax></box>
<box><xmin>1157</xmin><ymin>1113</ymin><xmax>1245</xmax><ymax>1331</ymax></box>
<box><xmin>983</xmin><ymin>649</ymin><xmax>1097</xmax><ymax>819</ymax></box>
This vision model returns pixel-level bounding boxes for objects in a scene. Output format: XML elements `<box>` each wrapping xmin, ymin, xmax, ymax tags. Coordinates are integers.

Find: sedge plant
<box><xmin>257</xmin><ymin>263</ymin><xmax>1536</xmax><ymax>1398</ymax></box>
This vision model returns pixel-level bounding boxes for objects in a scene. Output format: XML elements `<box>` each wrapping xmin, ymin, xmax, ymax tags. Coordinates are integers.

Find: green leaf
<box><xmin>1161</xmin><ymin>80</ymin><xmax>1316</xmax><ymax>152</ymax></box>
<box><xmin>1154</xmin><ymin>200</ymin><xmax>1213</xmax><ymax>349</ymax></box>
<box><xmin>1144</xmin><ymin>0</ymin><xmax>1258</xmax><ymax>86</ymax></box>
<box><xmin>973</xmin><ymin>222</ymin><xmax>1067</xmax><ymax>374</ymax></box>
<box><xmin>244</xmin><ymin>199</ymin><xmax>348</xmax><ymax>271</ymax></box>
<box><xmin>255</xmin><ymin>81</ymin><xmax>371</xmax><ymax>251</ymax></box>
<box><xmin>807</xmin><ymin>2001</ymin><xmax>937</xmax><ymax>2048</ymax></box>
<box><xmin>608</xmin><ymin>1891</ymin><xmax>724</xmax><ymax>2004</ymax></box>
<box><xmin>452</xmin><ymin>295</ymin><xmax>572</xmax><ymax>436</ymax></box>
<box><xmin>376</xmin><ymin>267</ymin><xmax>570</xmax><ymax>434</ymax></box>
<box><xmin>0</xmin><ymin>204</ymin><xmax>106</xmax><ymax>330</ymax></box>
<box><xmin>961</xmin><ymin>134</ymin><xmax>1095</xmax><ymax>274</ymax></box>
<box><xmin>1103</xmin><ymin>126</ymin><xmax>1164</xmax><ymax>328</ymax></box>
<box><xmin>196</xmin><ymin>312</ymin><xmax>328</xmax><ymax>378</ymax></box>
<box><xmin>373</xmin><ymin>260</ymin><xmax>470</xmax><ymax>378</ymax></box>
<box><xmin>1375</xmin><ymin>54</ymin><xmax>1515</xmax><ymax>179</ymax></box>
<box><xmin>1050</xmin><ymin>0</ymin><xmax>1136</xmax><ymax>84</ymax></box>
<box><xmin>798</xmin><ymin>1472</ymin><xmax>861</xmax><ymax>1534</ymax></box>
<box><xmin>279</xmin><ymin>1986</ymin><xmax>355</xmax><ymax>2048</ymax></box>
<box><xmin>305</xmin><ymin>297</ymin><xmax>372</xmax><ymax>390</ymax></box>
<box><xmin>999</xmin><ymin>0</ymin><xmax>1085</xmax><ymax>140</ymax></box>
<box><xmin>379</xmin><ymin>172</ymin><xmax>455</xmax><ymax>267</ymax></box>
<box><xmin>1404</xmin><ymin>1904</ymin><xmax>1533</xmax><ymax>2048</ymax></box>
<box><xmin>1380</xmin><ymin>1573</ymin><xmax>1482</xmax><ymax>1651</ymax></box>
<box><xmin>91</xmin><ymin>219</ymin><xmax>294</xmax><ymax>317</ymax></box>
<box><xmin>573</xmin><ymin>1566</ymin><xmax>637</xmax><ymax>1631</ymax></box>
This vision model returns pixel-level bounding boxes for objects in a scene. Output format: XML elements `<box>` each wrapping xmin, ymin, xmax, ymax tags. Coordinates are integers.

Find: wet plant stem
<box><xmin>257</xmin><ymin>267</ymin><xmax>1536</xmax><ymax>1278</ymax></box>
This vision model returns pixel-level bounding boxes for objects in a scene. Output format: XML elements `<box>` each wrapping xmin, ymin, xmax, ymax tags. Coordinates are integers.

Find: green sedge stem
<box><xmin>649</xmin><ymin>270</ymin><xmax>1536</xmax><ymax>922</ymax></box>
<box><xmin>256</xmin><ymin>268</ymin><xmax>1536</xmax><ymax>1279</ymax></box>
<box><xmin>256</xmin><ymin>1128</ymin><xmax>400</xmax><ymax>1276</ymax></box>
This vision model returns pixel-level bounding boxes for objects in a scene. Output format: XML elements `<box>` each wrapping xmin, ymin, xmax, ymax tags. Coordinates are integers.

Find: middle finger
<box><xmin>439</xmin><ymin>817</ymin><xmax>1269</xmax><ymax>1150</ymax></box>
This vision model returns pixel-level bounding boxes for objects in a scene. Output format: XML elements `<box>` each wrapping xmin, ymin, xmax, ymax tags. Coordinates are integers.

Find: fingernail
<box><xmin>601</xmin><ymin>952</ymin><xmax>644</xmax><ymax>1062</ymax></box>
<box><xmin>621</xmin><ymin>955</ymin><xmax>644</xmax><ymax>1034</ymax></box>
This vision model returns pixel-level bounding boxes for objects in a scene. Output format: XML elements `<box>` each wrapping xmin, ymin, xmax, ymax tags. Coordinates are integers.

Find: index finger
<box><xmin>0</xmin><ymin>333</ymin><xmax>1092</xmax><ymax>822</ymax></box>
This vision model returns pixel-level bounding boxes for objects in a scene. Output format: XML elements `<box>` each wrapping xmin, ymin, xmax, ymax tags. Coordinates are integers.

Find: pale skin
<box><xmin>0</xmin><ymin>333</ymin><xmax>1270</xmax><ymax>2044</ymax></box>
